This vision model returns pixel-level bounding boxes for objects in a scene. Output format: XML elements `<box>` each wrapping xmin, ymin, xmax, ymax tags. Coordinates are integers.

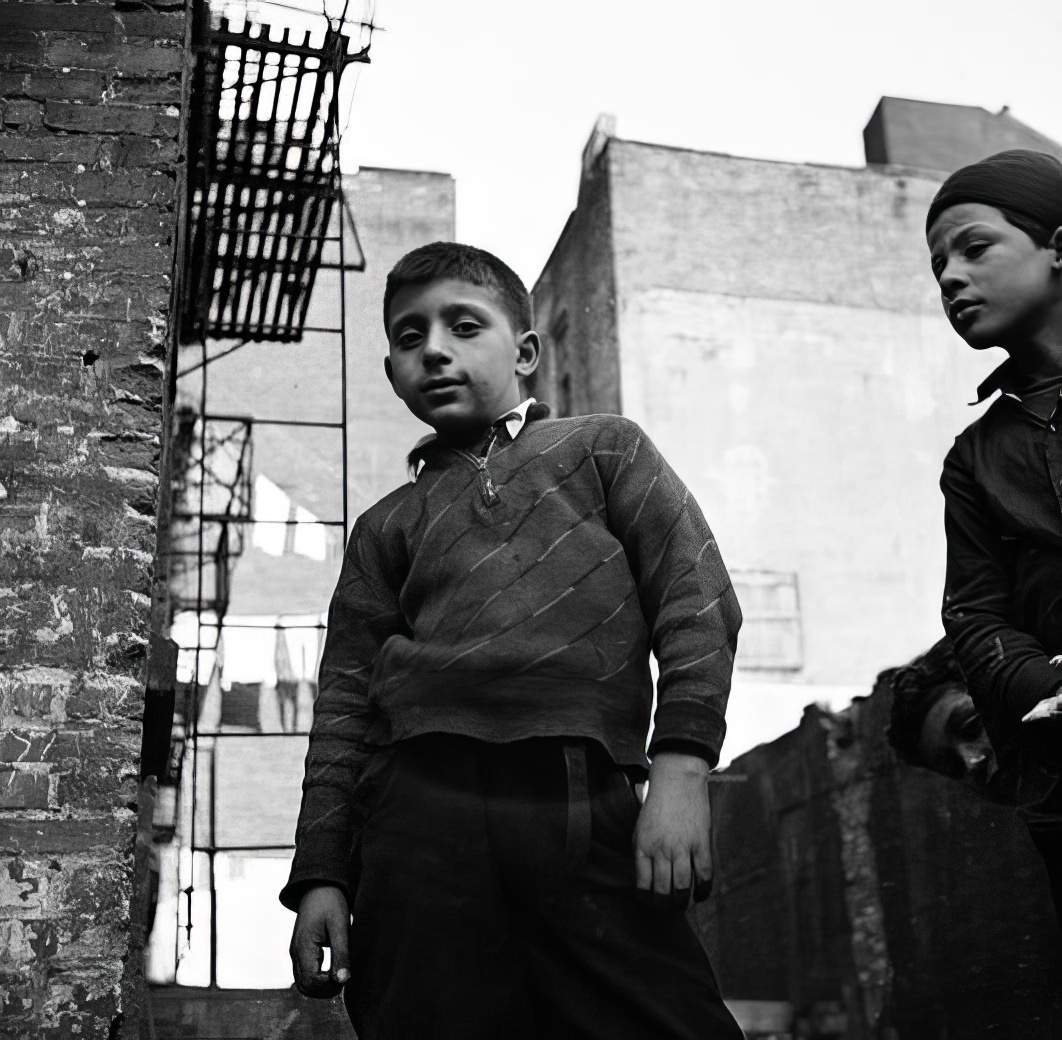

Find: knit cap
<box><xmin>925</xmin><ymin>149</ymin><xmax>1062</xmax><ymax>235</ymax></box>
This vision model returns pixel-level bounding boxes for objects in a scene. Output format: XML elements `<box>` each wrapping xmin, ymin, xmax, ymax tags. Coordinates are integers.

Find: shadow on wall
<box><xmin>698</xmin><ymin>673</ymin><xmax>1062</xmax><ymax>1040</ymax></box>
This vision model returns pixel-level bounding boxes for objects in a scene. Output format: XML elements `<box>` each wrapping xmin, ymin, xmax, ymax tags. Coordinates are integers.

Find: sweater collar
<box><xmin>407</xmin><ymin>398</ymin><xmax>545</xmax><ymax>482</ymax></box>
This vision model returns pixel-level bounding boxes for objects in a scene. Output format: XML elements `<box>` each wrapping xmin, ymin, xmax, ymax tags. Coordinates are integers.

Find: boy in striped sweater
<box><xmin>282</xmin><ymin>242</ymin><xmax>744</xmax><ymax>1039</ymax></box>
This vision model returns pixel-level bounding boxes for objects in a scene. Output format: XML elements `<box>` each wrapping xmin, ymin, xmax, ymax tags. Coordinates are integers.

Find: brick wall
<box><xmin>0</xmin><ymin>2</ymin><xmax>187</xmax><ymax>1036</ymax></box>
<box><xmin>530</xmin><ymin>121</ymin><xmax>621</xmax><ymax>418</ymax></box>
<box><xmin>697</xmin><ymin>690</ymin><xmax>1062</xmax><ymax>1038</ymax></box>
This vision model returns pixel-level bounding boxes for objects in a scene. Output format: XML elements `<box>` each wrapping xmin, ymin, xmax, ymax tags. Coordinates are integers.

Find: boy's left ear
<box><xmin>515</xmin><ymin>330</ymin><xmax>541</xmax><ymax>377</ymax></box>
<box><xmin>1050</xmin><ymin>227</ymin><xmax>1062</xmax><ymax>270</ymax></box>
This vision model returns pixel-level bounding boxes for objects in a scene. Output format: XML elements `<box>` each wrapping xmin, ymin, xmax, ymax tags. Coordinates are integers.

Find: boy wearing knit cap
<box><xmin>926</xmin><ymin>149</ymin><xmax>1062</xmax><ymax>930</ymax></box>
<box><xmin>281</xmin><ymin>242</ymin><xmax>744</xmax><ymax>1039</ymax></box>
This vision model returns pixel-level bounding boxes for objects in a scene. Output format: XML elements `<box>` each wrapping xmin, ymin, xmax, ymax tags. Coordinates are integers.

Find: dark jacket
<box><xmin>941</xmin><ymin>360</ymin><xmax>1062</xmax><ymax>809</ymax></box>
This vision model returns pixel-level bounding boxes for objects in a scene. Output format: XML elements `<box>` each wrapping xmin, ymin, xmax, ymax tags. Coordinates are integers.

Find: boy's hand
<box><xmin>1021</xmin><ymin>691</ymin><xmax>1062</xmax><ymax>724</ymax></box>
<box><xmin>634</xmin><ymin>752</ymin><xmax>714</xmax><ymax>909</ymax></box>
<box><xmin>290</xmin><ymin>884</ymin><xmax>351</xmax><ymax>998</ymax></box>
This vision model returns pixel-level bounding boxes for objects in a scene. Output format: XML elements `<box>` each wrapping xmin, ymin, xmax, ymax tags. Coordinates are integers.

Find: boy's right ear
<box><xmin>383</xmin><ymin>356</ymin><xmax>400</xmax><ymax>396</ymax></box>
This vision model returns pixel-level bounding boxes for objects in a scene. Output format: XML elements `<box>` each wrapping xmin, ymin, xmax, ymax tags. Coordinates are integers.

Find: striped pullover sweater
<box><xmin>281</xmin><ymin>411</ymin><xmax>741</xmax><ymax>908</ymax></box>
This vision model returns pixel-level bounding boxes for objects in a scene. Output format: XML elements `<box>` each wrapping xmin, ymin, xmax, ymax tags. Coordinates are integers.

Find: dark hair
<box><xmin>383</xmin><ymin>241</ymin><xmax>532</xmax><ymax>334</ymax></box>
<box><xmin>884</xmin><ymin>637</ymin><xmax>967</xmax><ymax>765</ymax></box>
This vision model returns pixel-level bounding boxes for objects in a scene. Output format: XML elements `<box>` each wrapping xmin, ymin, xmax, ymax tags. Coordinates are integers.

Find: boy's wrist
<box><xmin>649</xmin><ymin>750</ymin><xmax>712</xmax><ymax>784</ymax></box>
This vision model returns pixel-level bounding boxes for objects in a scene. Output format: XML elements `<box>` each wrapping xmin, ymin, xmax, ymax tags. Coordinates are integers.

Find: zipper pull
<box><xmin>475</xmin><ymin>427</ymin><xmax>502</xmax><ymax>506</ymax></box>
<box><xmin>478</xmin><ymin>468</ymin><xmax>500</xmax><ymax>506</ymax></box>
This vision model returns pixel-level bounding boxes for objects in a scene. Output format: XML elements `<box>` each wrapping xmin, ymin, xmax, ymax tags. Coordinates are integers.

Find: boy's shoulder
<box><xmin>951</xmin><ymin>393</ymin><xmax>1027</xmax><ymax>449</ymax></box>
<box><xmin>945</xmin><ymin>392</ymin><xmax>1038</xmax><ymax>476</ymax></box>
<box><xmin>523</xmin><ymin>411</ymin><xmax>646</xmax><ymax>446</ymax></box>
<box><xmin>355</xmin><ymin>480</ymin><xmax>421</xmax><ymax>534</ymax></box>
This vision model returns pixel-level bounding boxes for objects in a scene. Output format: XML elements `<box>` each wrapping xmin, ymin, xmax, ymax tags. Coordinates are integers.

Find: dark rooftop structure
<box><xmin>864</xmin><ymin>96</ymin><xmax>1062</xmax><ymax>174</ymax></box>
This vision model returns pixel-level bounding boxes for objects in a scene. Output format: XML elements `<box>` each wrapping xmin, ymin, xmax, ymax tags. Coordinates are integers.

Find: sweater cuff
<box><xmin>649</xmin><ymin>699</ymin><xmax>726</xmax><ymax>769</ymax></box>
<box><xmin>648</xmin><ymin>737</ymin><xmax>717</xmax><ymax>765</ymax></box>
<box><xmin>279</xmin><ymin>869</ymin><xmax>350</xmax><ymax>913</ymax></box>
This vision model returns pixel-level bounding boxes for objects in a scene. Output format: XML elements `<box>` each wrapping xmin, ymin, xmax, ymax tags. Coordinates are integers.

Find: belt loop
<box><xmin>563</xmin><ymin>741</ymin><xmax>591</xmax><ymax>873</ymax></box>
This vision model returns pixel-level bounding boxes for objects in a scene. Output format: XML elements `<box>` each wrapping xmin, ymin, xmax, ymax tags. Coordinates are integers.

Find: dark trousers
<box><xmin>344</xmin><ymin>734</ymin><xmax>744</xmax><ymax>1040</ymax></box>
<box><xmin>1027</xmin><ymin>819</ymin><xmax>1062</xmax><ymax>952</ymax></box>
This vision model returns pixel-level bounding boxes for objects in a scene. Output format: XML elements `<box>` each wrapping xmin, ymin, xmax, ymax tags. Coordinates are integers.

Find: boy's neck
<box><xmin>434</xmin><ymin>397</ymin><xmax>528</xmax><ymax>451</ymax></box>
<box><xmin>436</xmin><ymin>424</ymin><xmax>494</xmax><ymax>451</ymax></box>
<box><xmin>1004</xmin><ymin>337</ymin><xmax>1062</xmax><ymax>386</ymax></box>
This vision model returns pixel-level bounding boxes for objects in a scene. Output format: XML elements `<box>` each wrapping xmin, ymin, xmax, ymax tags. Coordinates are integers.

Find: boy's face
<box><xmin>385</xmin><ymin>278</ymin><xmax>540</xmax><ymax>444</ymax></box>
<box><xmin>927</xmin><ymin>202</ymin><xmax>1062</xmax><ymax>351</ymax></box>
<box><xmin>915</xmin><ymin>685</ymin><xmax>998</xmax><ymax>790</ymax></box>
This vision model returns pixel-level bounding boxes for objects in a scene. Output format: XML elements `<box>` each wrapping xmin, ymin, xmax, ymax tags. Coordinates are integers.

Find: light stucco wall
<box><xmin>605</xmin><ymin>142</ymin><xmax>1000</xmax><ymax>685</ymax></box>
<box><xmin>533</xmin><ymin>137</ymin><xmax>1007</xmax><ymax>688</ymax></box>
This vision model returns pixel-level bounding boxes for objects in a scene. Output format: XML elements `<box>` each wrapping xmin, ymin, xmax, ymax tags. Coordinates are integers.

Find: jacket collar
<box><xmin>974</xmin><ymin>358</ymin><xmax>1062</xmax><ymax>424</ymax></box>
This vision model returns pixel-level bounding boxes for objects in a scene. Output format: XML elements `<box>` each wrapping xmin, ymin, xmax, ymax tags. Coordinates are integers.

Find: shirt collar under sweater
<box><xmin>406</xmin><ymin>398</ymin><xmax>541</xmax><ymax>482</ymax></box>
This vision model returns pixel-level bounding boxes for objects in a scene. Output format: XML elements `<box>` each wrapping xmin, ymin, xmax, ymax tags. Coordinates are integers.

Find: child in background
<box><xmin>926</xmin><ymin>149</ymin><xmax>1062</xmax><ymax>934</ymax></box>
<box><xmin>281</xmin><ymin>242</ymin><xmax>745</xmax><ymax>1038</ymax></box>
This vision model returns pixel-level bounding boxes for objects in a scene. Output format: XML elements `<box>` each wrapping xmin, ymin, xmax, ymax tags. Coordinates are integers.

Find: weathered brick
<box><xmin>0</xmin><ymin>729</ymin><xmax>57</xmax><ymax>763</ymax></box>
<box><xmin>0</xmin><ymin>71</ymin><xmax>30</xmax><ymax>95</ymax></box>
<box><xmin>43</xmin><ymin>100</ymin><xmax>159</xmax><ymax>137</ymax></box>
<box><xmin>0</xmin><ymin>30</ymin><xmax>46</xmax><ymax>71</ymax></box>
<box><xmin>25</xmin><ymin>71</ymin><xmax>109</xmax><ymax>103</ymax></box>
<box><xmin>41</xmin><ymin>34</ymin><xmax>124</xmax><ymax>73</ymax></box>
<box><xmin>53</xmin><ymin>729</ymin><xmax>141</xmax><ymax>810</ymax></box>
<box><xmin>2</xmin><ymin>2</ymin><xmax>187</xmax><ymax>1033</ymax></box>
<box><xmin>0</xmin><ymin>131</ymin><xmax>104</xmax><ymax>165</ymax></box>
<box><xmin>109</xmin><ymin>76</ymin><xmax>182</xmax><ymax>106</ymax></box>
<box><xmin>0</xmin><ymin>168</ymin><xmax>178</xmax><ymax>213</ymax></box>
<box><xmin>102</xmin><ymin>132</ymin><xmax>180</xmax><ymax>169</ymax></box>
<box><xmin>0</xmin><ymin>281</ymin><xmax>33</xmax><ymax>309</ymax></box>
<box><xmin>0</xmin><ymin>816</ymin><xmax>132</xmax><ymax>855</ymax></box>
<box><xmin>0</xmin><ymin>768</ymin><xmax>51</xmax><ymax>809</ymax></box>
<box><xmin>112</xmin><ymin>42</ymin><xmax>186</xmax><ymax>79</ymax></box>
<box><xmin>0</xmin><ymin>668</ymin><xmax>73</xmax><ymax>719</ymax></box>
<box><xmin>0</xmin><ymin>5</ymin><xmax>184</xmax><ymax>39</ymax></box>
<box><xmin>2</xmin><ymin>99</ymin><xmax>44</xmax><ymax>129</ymax></box>
<box><xmin>65</xmin><ymin>672</ymin><xmax>144</xmax><ymax>721</ymax></box>
<box><xmin>6</xmin><ymin>196</ymin><xmax>175</xmax><ymax>238</ymax></box>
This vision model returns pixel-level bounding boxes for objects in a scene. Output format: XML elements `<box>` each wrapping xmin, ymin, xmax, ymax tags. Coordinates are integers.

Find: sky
<box><xmin>336</xmin><ymin>0</ymin><xmax>1062</xmax><ymax>287</ymax></box>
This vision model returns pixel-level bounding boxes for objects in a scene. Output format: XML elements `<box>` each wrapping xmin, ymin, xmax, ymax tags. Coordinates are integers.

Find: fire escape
<box><xmin>147</xmin><ymin>0</ymin><xmax>373</xmax><ymax>1005</ymax></box>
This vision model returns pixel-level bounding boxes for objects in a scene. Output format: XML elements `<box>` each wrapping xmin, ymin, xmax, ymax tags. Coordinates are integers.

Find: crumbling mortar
<box><xmin>821</xmin><ymin>711</ymin><xmax>894</xmax><ymax>1033</ymax></box>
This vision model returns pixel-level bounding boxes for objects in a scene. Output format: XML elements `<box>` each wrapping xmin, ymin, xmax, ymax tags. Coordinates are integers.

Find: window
<box><xmin>731</xmin><ymin>570</ymin><xmax>802</xmax><ymax>672</ymax></box>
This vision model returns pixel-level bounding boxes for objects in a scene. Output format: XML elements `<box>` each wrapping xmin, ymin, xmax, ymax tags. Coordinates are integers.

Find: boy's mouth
<box><xmin>949</xmin><ymin>299</ymin><xmax>982</xmax><ymax>323</ymax></box>
<box><xmin>421</xmin><ymin>377</ymin><xmax>463</xmax><ymax>393</ymax></box>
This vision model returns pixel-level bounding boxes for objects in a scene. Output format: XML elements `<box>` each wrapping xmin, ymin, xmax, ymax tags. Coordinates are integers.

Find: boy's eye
<box><xmin>963</xmin><ymin>242</ymin><xmax>988</xmax><ymax>260</ymax></box>
<box><xmin>956</xmin><ymin>713</ymin><xmax>984</xmax><ymax>740</ymax></box>
<box><xmin>452</xmin><ymin>319</ymin><xmax>481</xmax><ymax>335</ymax></box>
<box><xmin>395</xmin><ymin>330</ymin><xmax>422</xmax><ymax>349</ymax></box>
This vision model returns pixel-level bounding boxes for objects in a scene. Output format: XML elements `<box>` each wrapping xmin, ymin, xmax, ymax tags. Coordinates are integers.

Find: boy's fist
<box><xmin>634</xmin><ymin>751</ymin><xmax>714</xmax><ymax>910</ymax></box>
<box><xmin>290</xmin><ymin>884</ymin><xmax>351</xmax><ymax>998</ymax></box>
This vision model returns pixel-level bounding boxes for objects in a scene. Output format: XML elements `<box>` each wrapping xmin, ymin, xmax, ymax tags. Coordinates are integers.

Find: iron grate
<box><xmin>180</xmin><ymin>4</ymin><xmax>369</xmax><ymax>343</ymax></box>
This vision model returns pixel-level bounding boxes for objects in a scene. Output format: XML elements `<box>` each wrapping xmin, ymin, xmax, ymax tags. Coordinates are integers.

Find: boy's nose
<box><xmin>938</xmin><ymin>260</ymin><xmax>968</xmax><ymax>296</ymax></box>
<box><xmin>421</xmin><ymin>329</ymin><xmax>453</xmax><ymax>364</ymax></box>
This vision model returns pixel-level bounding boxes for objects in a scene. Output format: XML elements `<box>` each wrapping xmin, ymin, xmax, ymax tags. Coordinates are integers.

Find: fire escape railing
<box><xmin>180</xmin><ymin>3</ymin><xmax>369</xmax><ymax>343</ymax></box>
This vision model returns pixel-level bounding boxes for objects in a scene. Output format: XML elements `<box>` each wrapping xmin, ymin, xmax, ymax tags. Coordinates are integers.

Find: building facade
<box><xmin>531</xmin><ymin>108</ymin><xmax>1059</xmax><ymax>702</ymax></box>
<box><xmin>698</xmin><ymin>686</ymin><xmax>1061</xmax><ymax>1039</ymax></box>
